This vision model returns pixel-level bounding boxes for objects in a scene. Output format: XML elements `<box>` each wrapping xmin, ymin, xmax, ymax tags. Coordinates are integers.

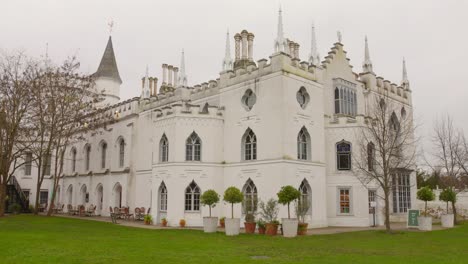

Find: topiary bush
<box><xmin>277</xmin><ymin>185</ymin><xmax>301</xmax><ymax>219</ymax></box>
<box><xmin>417</xmin><ymin>186</ymin><xmax>435</xmax><ymax>216</ymax></box>
<box><xmin>223</xmin><ymin>187</ymin><xmax>243</xmax><ymax>218</ymax></box>
<box><xmin>439</xmin><ymin>188</ymin><xmax>456</xmax><ymax>214</ymax></box>
<box><xmin>200</xmin><ymin>189</ymin><xmax>220</xmax><ymax>217</ymax></box>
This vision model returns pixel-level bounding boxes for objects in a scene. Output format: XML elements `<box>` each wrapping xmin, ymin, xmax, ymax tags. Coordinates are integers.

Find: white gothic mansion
<box><xmin>16</xmin><ymin>10</ymin><xmax>416</xmax><ymax>227</ymax></box>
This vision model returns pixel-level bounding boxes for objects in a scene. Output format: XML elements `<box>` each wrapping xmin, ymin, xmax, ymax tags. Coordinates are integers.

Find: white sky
<box><xmin>1</xmin><ymin>0</ymin><xmax>467</xmax><ymax>161</ymax></box>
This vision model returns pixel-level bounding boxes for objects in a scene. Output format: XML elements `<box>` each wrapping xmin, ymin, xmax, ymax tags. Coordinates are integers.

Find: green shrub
<box><xmin>8</xmin><ymin>203</ymin><xmax>21</xmax><ymax>214</ymax></box>
<box><xmin>223</xmin><ymin>187</ymin><xmax>243</xmax><ymax>218</ymax></box>
<box><xmin>439</xmin><ymin>188</ymin><xmax>456</xmax><ymax>213</ymax></box>
<box><xmin>259</xmin><ymin>199</ymin><xmax>279</xmax><ymax>223</ymax></box>
<box><xmin>200</xmin><ymin>189</ymin><xmax>220</xmax><ymax>217</ymax></box>
<box><xmin>417</xmin><ymin>186</ymin><xmax>435</xmax><ymax>216</ymax></box>
<box><xmin>277</xmin><ymin>185</ymin><xmax>301</xmax><ymax>219</ymax></box>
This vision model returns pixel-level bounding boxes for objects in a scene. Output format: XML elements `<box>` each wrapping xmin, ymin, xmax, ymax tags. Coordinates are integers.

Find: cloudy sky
<box><xmin>1</xmin><ymin>0</ymin><xmax>467</xmax><ymax>159</ymax></box>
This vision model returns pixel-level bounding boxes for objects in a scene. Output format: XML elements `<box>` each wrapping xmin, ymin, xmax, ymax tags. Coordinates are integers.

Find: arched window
<box><xmin>242</xmin><ymin>179</ymin><xmax>258</xmax><ymax>214</ymax></box>
<box><xmin>297</xmin><ymin>127</ymin><xmax>310</xmax><ymax>160</ymax></box>
<box><xmin>298</xmin><ymin>179</ymin><xmax>312</xmax><ymax>215</ymax></box>
<box><xmin>119</xmin><ymin>139</ymin><xmax>125</xmax><ymax>168</ymax></box>
<box><xmin>85</xmin><ymin>145</ymin><xmax>91</xmax><ymax>171</ymax></box>
<box><xmin>159</xmin><ymin>182</ymin><xmax>167</xmax><ymax>212</ymax></box>
<box><xmin>184</xmin><ymin>181</ymin><xmax>200</xmax><ymax>211</ymax></box>
<box><xmin>160</xmin><ymin>134</ymin><xmax>169</xmax><ymax>162</ymax></box>
<box><xmin>401</xmin><ymin>107</ymin><xmax>407</xmax><ymax>120</ymax></box>
<box><xmin>336</xmin><ymin>141</ymin><xmax>351</xmax><ymax>170</ymax></box>
<box><xmin>101</xmin><ymin>142</ymin><xmax>107</xmax><ymax>169</ymax></box>
<box><xmin>185</xmin><ymin>132</ymin><xmax>201</xmax><ymax>161</ymax></box>
<box><xmin>71</xmin><ymin>148</ymin><xmax>77</xmax><ymax>173</ymax></box>
<box><xmin>242</xmin><ymin>129</ymin><xmax>257</xmax><ymax>161</ymax></box>
<box><xmin>367</xmin><ymin>142</ymin><xmax>375</xmax><ymax>171</ymax></box>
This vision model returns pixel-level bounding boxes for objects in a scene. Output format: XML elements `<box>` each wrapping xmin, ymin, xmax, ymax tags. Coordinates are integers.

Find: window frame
<box><xmin>242</xmin><ymin>179</ymin><xmax>258</xmax><ymax>214</ymax></box>
<box><xmin>185</xmin><ymin>132</ymin><xmax>201</xmax><ymax>161</ymax></box>
<box><xmin>160</xmin><ymin>134</ymin><xmax>169</xmax><ymax>163</ymax></box>
<box><xmin>297</xmin><ymin>127</ymin><xmax>310</xmax><ymax>160</ymax></box>
<box><xmin>336</xmin><ymin>141</ymin><xmax>352</xmax><ymax>171</ymax></box>
<box><xmin>242</xmin><ymin>129</ymin><xmax>257</xmax><ymax>161</ymax></box>
<box><xmin>119</xmin><ymin>139</ymin><xmax>125</xmax><ymax>168</ymax></box>
<box><xmin>392</xmin><ymin>171</ymin><xmax>411</xmax><ymax>213</ymax></box>
<box><xmin>24</xmin><ymin>152</ymin><xmax>32</xmax><ymax>176</ymax></box>
<box><xmin>159</xmin><ymin>182</ymin><xmax>168</xmax><ymax>212</ymax></box>
<box><xmin>85</xmin><ymin>145</ymin><xmax>91</xmax><ymax>171</ymax></box>
<box><xmin>337</xmin><ymin>187</ymin><xmax>352</xmax><ymax>215</ymax></box>
<box><xmin>101</xmin><ymin>142</ymin><xmax>107</xmax><ymax>169</ymax></box>
<box><xmin>184</xmin><ymin>181</ymin><xmax>201</xmax><ymax>212</ymax></box>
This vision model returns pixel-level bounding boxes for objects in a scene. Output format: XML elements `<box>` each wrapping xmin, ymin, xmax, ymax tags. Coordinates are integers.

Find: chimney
<box><xmin>289</xmin><ymin>41</ymin><xmax>295</xmax><ymax>58</ymax></box>
<box><xmin>247</xmin><ymin>33</ymin><xmax>254</xmax><ymax>61</ymax></box>
<box><xmin>162</xmin><ymin>64</ymin><xmax>168</xmax><ymax>85</ymax></box>
<box><xmin>153</xmin><ymin>77</ymin><xmax>158</xmax><ymax>95</ymax></box>
<box><xmin>173</xmin><ymin>67</ymin><xmax>179</xmax><ymax>87</ymax></box>
<box><xmin>141</xmin><ymin>77</ymin><xmax>145</xmax><ymax>88</ymax></box>
<box><xmin>241</xmin><ymin>30</ymin><xmax>248</xmax><ymax>60</ymax></box>
<box><xmin>234</xmin><ymin>33</ymin><xmax>241</xmax><ymax>61</ymax></box>
<box><xmin>168</xmin><ymin>65</ymin><xmax>173</xmax><ymax>87</ymax></box>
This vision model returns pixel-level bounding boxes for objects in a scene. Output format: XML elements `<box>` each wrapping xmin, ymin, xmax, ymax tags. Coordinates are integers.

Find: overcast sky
<box><xmin>1</xmin><ymin>0</ymin><xmax>467</xmax><ymax>161</ymax></box>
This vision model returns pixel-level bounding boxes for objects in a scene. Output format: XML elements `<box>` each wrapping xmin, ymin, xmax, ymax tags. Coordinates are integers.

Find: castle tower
<box><xmin>362</xmin><ymin>36</ymin><xmax>373</xmax><ymax>73</ymax></box>
<box><xmin>93</xmin><ymin>36</ymin><xmax>122</xmax><ymax>107</ymax></box>
<box><xmin>308</xmin><ymin>22</ymin><xmax>320</xmax><ymax>65</ymax></box>
<box><xmin>273</xmin><ymin>7</ymin><xmax>288</xmax><ymax>53</ymax></box>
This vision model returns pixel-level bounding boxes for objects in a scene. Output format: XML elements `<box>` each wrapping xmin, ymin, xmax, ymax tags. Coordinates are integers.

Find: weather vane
<box><xmin>108</xmin><ymin>19</ymin><xmax>114</xmax><ymax>35</ymax></box>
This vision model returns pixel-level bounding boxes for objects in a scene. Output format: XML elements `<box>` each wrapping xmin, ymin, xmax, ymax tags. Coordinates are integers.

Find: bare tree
<box><xmin>354</xmin><ymin>92</ymin><xmax>418</xmax><ymax>233</ymax></box>
<box><xmin>0</xmin><ymin>52</ymin><xmax>37</xmax><ymax>216</ymax></box>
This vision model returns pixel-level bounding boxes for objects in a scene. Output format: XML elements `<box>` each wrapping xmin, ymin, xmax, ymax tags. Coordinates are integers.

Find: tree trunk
<box><xmin>34</xmin><ymin>183</ymin><xmax>41</xmax><ymax>215</ymax></box>
<box><xmin>287</xmin><ymin>202</ymin><xmax>290</xmax><ymax>219</ymax></box>
<box><xmin>451</xmin><ymin>202</ymin><xmax>457</xmax><ymax>225</ymax></box>
<box><xmin>209</xmin><ymin>206</ymin><xmax>211</xmax><ymax>218</ymax></box>
<box><xmin>46</xmin><ymin>184</ymin><xmax>57</xmax><ymax>216</ymax></box>
<box><xmin>384</xmin><ymin>191</ymin><xmax>391</xmax><ymax>233</ymax></box>
<box><xmin>231</xmin><ymin>203</ymin><xmax>234</xmax><ymax>219</ymax></box>
<box><xmin>0</xmin><ymin>183</ymin><xmax>6</xmax><ymax>217</ymax></box>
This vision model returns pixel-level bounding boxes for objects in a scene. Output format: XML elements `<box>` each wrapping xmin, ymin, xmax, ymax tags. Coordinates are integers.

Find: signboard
<box><xmin>407</xmin><ymin>209</ymin><xmax>420</xmax><ymax>228</ymax></box>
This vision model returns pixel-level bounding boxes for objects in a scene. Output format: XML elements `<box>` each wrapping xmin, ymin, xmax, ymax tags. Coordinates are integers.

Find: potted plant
<box><xmin>179</xmin><ymin>219</ymin><xmax>186</xmax><ymax>227</ymax></box>
<box><xmin>439</xmin><ymin>188</ymin><xmax>456</xmax><ymax>228</ymax></box>
<box><xmin>243</xmin><ymin>196</ymin><xmax>257</xmax><ymax>234</ymax></box>
<box><xmin>144</xmin><ymin>214</ymin><xmax>153</xmax><ymax>225</ymax></box>
<box><xmin>223</xmin><ymin>186</ymin><xmax>244</xmax><ymax>236</ymax></box>
<box><xmin>295</xmin><ymin>198</ymin><xmax>310</xmax><ymax>235</ymax></box>
<box><xmin>161</xmin><ymin>217</ymin><xmax>168</xmax><ymax>227</ymax></box>
<box><xmin>219</xmin><ymin>217</ymin><xmax>225</xmax><ymax>228</ymax></box>
<box><xmin>201</xmin><ymin>189</ymin><xmax>220</xmax><ymax>233</ymax></box>
<box><xmin>277</xmin><ymin>185</ymin><xmax>301</xmax><ymax>237</ymax></box>
<box><xmin>259</xmin><ymin>199</ymin><xmax>279</xmax><ymax>236</ymax></box>
<box><xmin>257</xmin><ymin>220</ymin><xmax>266</xmax><ymax>234</ymax></box>
<box><xmin>417</xmin><ymin>186</ymin><xmax>435</xmax><ymax>231</ymax></box>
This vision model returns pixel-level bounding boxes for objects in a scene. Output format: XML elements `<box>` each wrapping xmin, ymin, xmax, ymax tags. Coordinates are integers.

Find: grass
<box><xmin>0</xmin><ymin>215</ymin><xmax>467</xmax><ymax>264</ymax></box>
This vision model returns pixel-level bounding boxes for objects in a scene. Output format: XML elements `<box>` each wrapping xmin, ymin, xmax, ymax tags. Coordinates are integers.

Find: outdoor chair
<box><xmin>78</xmin><ymin>205</ymin><xmax>86</xmax><ymax>217</ymax></box>
<box><xmin>86</xmin><ymin>205</ymin><xmax>96</xmax><ymax>217</ymax></box>
<box><xmin>123</xmin><ymin>207</ymin><xmax>134</xmax><ymax>221</ymax></box>
<box><xmin>134</xmin><ymin>208</ymin><xmax>143</xmax><ymax>221</ymax></box>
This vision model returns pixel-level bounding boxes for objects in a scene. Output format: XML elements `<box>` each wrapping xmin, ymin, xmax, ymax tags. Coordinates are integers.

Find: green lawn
<box><xmin>0</xmin><ymin>215</ymin><xmax>467</xmax><ymax>264</ymax></box>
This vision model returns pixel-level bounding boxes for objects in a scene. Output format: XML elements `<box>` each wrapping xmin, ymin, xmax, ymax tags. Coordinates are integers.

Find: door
<box><xmin>368</xmin><ymin>190</ymin><xmax>377</xmax><ymax>226</ymax></box>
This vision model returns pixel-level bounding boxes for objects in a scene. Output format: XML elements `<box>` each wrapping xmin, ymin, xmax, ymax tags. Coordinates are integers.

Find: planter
<box><xmin>225</xmin><ymin>218</ymin><xmax>240</xmax><ymax>236</ymax></box>
<box><xmin>219</xmin><ymin>219</ymin><xmax>225</xmax><ymax>228</ymax></box>
<box><xmin>179</xmin><ymin>219</ymin><xmax>186</xmax><ymax>228</ymax></box>
<box><xmin>418</xmin><ymin>216</ymin><xmax>432</xmax><ymax>231</ymax></box>
<box><xmin>265</xmin><ymin>223</ymin><xmax>279</xmax><ymax>236</ymax></box>
<box><xmin>203</xmin><ymin>217</ymin><xmax>218</xmax><ymax>233</ymax></box>
<box><xmin>161</xmin><ymin>221</ymin><xmax>167</xmax><ymax>227</ymax></box>
<box><xmin>297</xmin><ymin>222</ymin><xmax>308</xmax><ymax>235</ymax></box>
<box><xmin>282</xmin><ymin>218</ymin><xmax>299</xmax><ymax>238</ymax></box>
<box><xmin>258</xmin><ymin>227</ymin><xmax>266</xmax><ymax>234</ymax></box>
<box><xmin>244</xmin><ymin>222</ymin><xmax>256</xmax><ymax>234</ymax></box>
<box><xmin>441</xmin><ymin>214</ymin><xmax>454</xmax><ymax>228</ymax></box>
<box><xmin>144</xmin><ymin>220</ymin><xmax>152</xmax><ymax>225</ymax></box>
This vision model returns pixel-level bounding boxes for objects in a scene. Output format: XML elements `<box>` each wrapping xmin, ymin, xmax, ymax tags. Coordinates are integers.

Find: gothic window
<box><xmin>299</xmin><ymin>180</ymin><xmax>312</xmax><ymax>214</ymax></box>
<box><xmin>71</xmin><ymin>148</ymin><xmax>77</xmax><ymax>172</ymax></box>
<box><xmin>241</xmin><ymin>89</ymin><xmax>256</xmax><ymax>111</ymax></box>
<box><xmin>160</xmin><ymin>134</ymin><xmax>169</xmax><ymax>162</ymax></box>
<box><xmin>185</xmin><ymin>132</ymin><xmax>201</xmax><ymax>161</ymax></box>
<box><xmin>119</xmin><ymin>139</ymin><xmax>125</xmax><ymax>168</ymax></box>
<box><xmin>159</xmin><ymin>182</ymin><xmax>167</xmax><ymax>212</ymax></box>
<box><xmin>392</xmin><ymin>172</ymin><xmax>411</xmax><ymax>213</ymax></box>
<box><xmin>297</xmin><ymin>127</ymin><xmax>310</xmax><ymax>160</ymax></box>
<box><xmin>242</xmin><ymin>179</ymin><xmax>258</xmax><ymax>214</ymax></box>
<box><xmin>336</xmin><ymin>141</ymin><xmax>351</xmax><ymax>170</ymax></box>
<box><xmin>242</xmin><ymin>128</ymin><xmax>257</xmax><ymax>161</ymax></box>
<box><xmin>101</xmin><ymin>142</ymin><xmax>107</xmax><ymax>169</ymax></box>
<box><xmin>334</xmin><ymin>87</ymin><xmax>357</xmax><ymax>116</ymax></box>
<box><xmin>184</xmin><ymin>181</ymin><xmax>200</xmax><ymax>211</ymax></box>
<box><xmin>367</xmin><ymin>142</ymin><xmax>375</xmax><ymax>171</ymax></box>
<box><xmin>401</xmin><ymin>107</ymin><xmax>407</xmax><ymax>120</ymax></box>
<box><xmin>296</xmin><ymin>86</ymin><xmax>310</xmax><ymax>109</ymax></box>
<box><xmin>85</xmin><ymin>145</ymin><xmax>91</xmax><ymax>171</ymax></box>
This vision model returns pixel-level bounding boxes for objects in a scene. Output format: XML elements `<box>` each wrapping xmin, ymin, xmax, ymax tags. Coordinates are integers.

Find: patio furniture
<box><xmin>67</xmin><ymin>204</ymin><xmax>74</xmax><ymax>215</ymax></box>
<box><xmin>115</xmin><ymin>207</ymin><xmax>124</xmax><ymax>219</ymax></box>
<box><xmin>134</xmin><ymin>208</ymin><xmax>143</xmax><ymax>221</ymax></box>
<box><xmin>86</xmin><ymin>205</ymin><xmax>96</xmax><ymax>217</ymax></box>
<box><xmin>78</xmin><ymin>205</ymin><xmax>86</xmax><ymax>217</ymax></box>
<box><xmin>122</xmin><ymin>207</ymin><xmax>134</xmax><ymax>221</ymax></box>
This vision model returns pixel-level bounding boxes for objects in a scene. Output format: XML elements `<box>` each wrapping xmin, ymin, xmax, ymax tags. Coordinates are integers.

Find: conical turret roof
<box><xmin>94</xmin><ymin>36</ymin><xmax>122</xmax><ymax>84</ymax></box>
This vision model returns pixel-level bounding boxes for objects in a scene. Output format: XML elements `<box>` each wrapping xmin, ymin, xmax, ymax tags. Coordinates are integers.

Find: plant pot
<box><xmin>418</xmin><ymin>216</ymin><xmax>432</xmax><ymax>231</ymax></box>
<box><xmin>161</xmin><ymin>221</ymin><xmax>167</xmax><ymax>227</ymax></box>
<box><xmin>297</xmin><ymin>222</ymin><xmax>308</xmax><ymax>235</ymax></box>
<box><xmin>282</xmin><ymin>218</ymin><xmax>299</xmax><ymax>238</ymax></box>
<box><xmin>244</xmin><ymin>222</ymin><xmax>256</xmax><ymax>234</ymax></box>
<box><xmin>220</xmin><ymin>219</ymin><xmax>225</xmax><ymax>228</ymax></box>
<box><xmin>441</xmin><ymin>214</ymin><xmax>454</xmax><ymax>228</ymax></box>
<box><xmin>258</xmin><ymin>227</ymin><xmax>266</xmax><ymax>234</ymax></box>
<box><xmin>225</xmin><ymin>218</ymin><xmax>240</xmax><ymax>236</ymax></box>
<box><xmin>265</xmin><ymin>223</ymin><xmax>278</xmax><ymax>236</ymax></box>
<box><xmin>179</xmin><ymin>220</ymin><xmax>186</xmax><ymax>228</ymax></box>
<box><xmin>203</xmin><ymin>217</ymin><xmax>218</xmax><ymax>233</ymax></box>
<box><xmin>144</xmin><ymin>220</ymin><xmax>151</xmax><ymax>225</ymax></box>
